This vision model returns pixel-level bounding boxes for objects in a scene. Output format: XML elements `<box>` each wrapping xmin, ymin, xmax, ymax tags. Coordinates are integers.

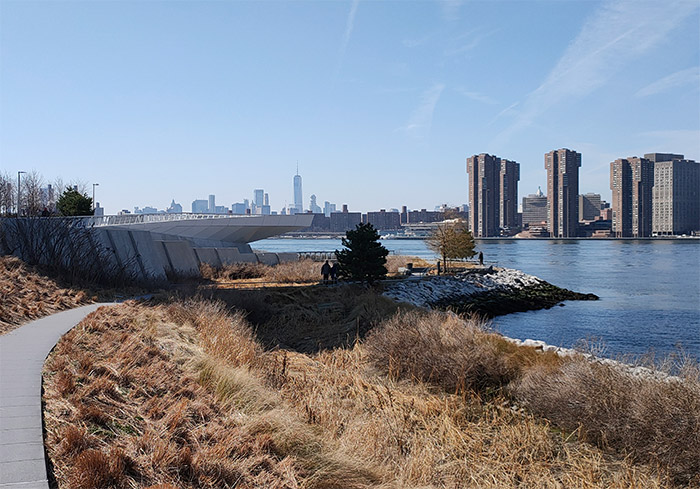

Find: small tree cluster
<box><xmin>426</xmin><ymin>219</ymin><xmax>476</xmax><ymax>272</ymax></box>
<box><xmin>335</xmin><ymin>223</ymin><xmax>389</xmax><ymax>284</ymax></box>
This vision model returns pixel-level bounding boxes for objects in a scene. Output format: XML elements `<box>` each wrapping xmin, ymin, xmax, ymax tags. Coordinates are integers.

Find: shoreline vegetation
<box><xmin>41</xmin><ymin>297</ymin><xmax>699</xmax><ymax>488</ymax></box>
<box><xmin>1</xmin><ymin>255</ymin><xmax>698</xmax><ymax>487</ymax></box>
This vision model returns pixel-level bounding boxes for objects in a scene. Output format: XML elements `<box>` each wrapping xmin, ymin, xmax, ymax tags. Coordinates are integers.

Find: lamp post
<box><xmin>92</xmin><ymin>183</ymin><xmax>99</xmax><ymax>211</ymax></box>
<box><xmin>17</xmin><ymin>171</ymin><xmax>26</xmax><ymax>216</ymax></box>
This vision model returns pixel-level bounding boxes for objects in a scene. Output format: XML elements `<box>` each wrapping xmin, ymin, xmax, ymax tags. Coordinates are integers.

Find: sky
<box><xmin>1</xmin><ymin>0</ymin><xmax>699</xmax><ymax>215</ymax></box>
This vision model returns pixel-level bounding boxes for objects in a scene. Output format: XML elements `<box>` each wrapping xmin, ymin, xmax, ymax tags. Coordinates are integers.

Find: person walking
<box><xmin>478</xmin><ymin>251</ymin><xmax>484</xmax><ymax>266</ymax></box>
<box><xmin>321</xmin><ymin>260</ymin><xmax>331</xmax><ymax>284</ymax></box>
<box><xmin>329</xmin><ymin>262</ymin><xmax>338</xmax><ymax>284</ymax></box>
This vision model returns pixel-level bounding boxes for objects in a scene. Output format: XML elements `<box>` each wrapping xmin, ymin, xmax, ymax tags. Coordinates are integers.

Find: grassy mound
<box><xmin>0</xmin><ymin>256</ymin><xmax>91</xmax><ymax>334</ymax></box>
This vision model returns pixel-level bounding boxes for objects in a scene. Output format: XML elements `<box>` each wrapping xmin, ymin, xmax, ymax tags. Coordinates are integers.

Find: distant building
<box><xmin>365</xmin><ymin>209</ymin><xmax>401</xmax><ymax>231</ymax></box>
<box><xmin>579</xmin><ymin>193</ymin><xmax>602</xmax><ymax>222</ymax></box>
<box><xmin>323</xmin><ymin>201</ymin><xmax>336</xmax><ymax>217</ymax></box>
<box><xmin>466</xmin><ymin>153</ymin><xmax>520</xmax><ymax>237</ymax></box>
<box><xmin>93</xmin><ymin>202</ymin><xmax>104</xmax><ymax>217</ymax></box>
<box><xmin>309</xmin><ymin>194</ymin><xmax>322</xmax><ymax>214</ymax></box>
<box><xmin>192</xmin><ymin>199</ymin><xmax>209</xmax><ymax>213</ymax></box>
<box><xmin>545</xmin><ymin>148</ymin><xmax>581</xmax><ymax>237</ymax></box>
<box><xmin>254</xmin><ymin>189</ymin><xmax>264</xmax><ymax>208</ymax></box>
<box><xmin>610</xmin><ymin>157</ymin><xmax>654</xmax><ymax>237</ymax></box>
<box><xmin>208</xmin><ymin>194</ymin><xmax>216</xmax><ymax>213</ymax></box>
<box><xmin>293</xmin><ymin>169</ymin><xmax>303</xmax><ymax>214</ymax></box>
<box><xmin>330</xmin><ymin>205</ymin><xmax>362</xmax><ymax>232</ymax></box>
<box><xmin>134</xmin><ymin>206</ymin><xmax>159</xmax><ymax>214</ymax></box>
<box><xmin>167</xmin><ymin>200</ymin><xmax>183</xmax><ymax>214</ymax></box>
<box><xmin>407</xmin><ymin>208</ymin><xmax>442</xmax><ymax>224</ymax></box>
<box><xmin>231</xmin><ymin>202</ymin><xmax>248</xmax><ymax>215</ymax></box>
<box><xmin>522</xmin><ymin>187</ymin><xmax>547</xmax><ymax>227</ymax></box>
<box><xmin>647</xmin><ymin>153</ymin><xmax>700</xmax><ymax>235</ymax></box>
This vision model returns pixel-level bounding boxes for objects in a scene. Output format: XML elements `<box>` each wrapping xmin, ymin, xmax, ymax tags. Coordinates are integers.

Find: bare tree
<box><xmin>0</xmin><ymin>172</ymin><xmax>15</xmax><ymax>216</ymax></box>
<box><xmin>426</xmin><ymin>219</ymin><xmax>476</xmax><ymax>273</ymax></box>
<box><xmin>21</xmin><ymin>170</ymin><xmax>45</xmax><ymax>216</ymax></box>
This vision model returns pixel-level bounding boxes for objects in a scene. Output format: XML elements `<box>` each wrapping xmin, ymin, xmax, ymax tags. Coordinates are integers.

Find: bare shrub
<box><xmin>365</xmin><ymin>310</ymin><xmax>514</xmax><ymax>393</ymax></box>
<box><xmin>512</xmin><ymin>358</ymin><xmax>700</xmax><ymax>486</ymax></box>
<box><xmin>200</xmin><ymin>261</ymin><xmax>268</xmax><ymax>281</ymax></box>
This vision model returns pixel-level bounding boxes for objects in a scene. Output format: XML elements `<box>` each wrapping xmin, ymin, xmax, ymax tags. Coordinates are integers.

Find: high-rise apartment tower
<box><xmin>545</xmin><ymin>148</ymin><xmax>581</xmax><ymax>237</ymax></box>
<box><xmin>647</xmin><ymin>153</ymin><xmax>700</xmax><ymax>236</ymax></box>
<box><xmin>466</xmin><ymin>153</ymin><xmax>520</xmax><ymax>237</ymax></box>
<box><xmin>610</xmin><ymin>157</ymin><xmax>654</xmax><ymax>237</ymax></box>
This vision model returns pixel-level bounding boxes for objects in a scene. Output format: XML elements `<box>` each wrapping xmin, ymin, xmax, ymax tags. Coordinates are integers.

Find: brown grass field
<box><xmin>43</xmin><ymin>293</ymin><xmax>700</xmax><ymax>488</ymax></box>
<box><xmin>0</xmin><ymin>256</ymin><xmax>92</xmax><ymax>334</ymax></box>
<box><xmin>199</xmin><ymin>255</ymin><xmax>433</xmax><ymax>286</ymax></box>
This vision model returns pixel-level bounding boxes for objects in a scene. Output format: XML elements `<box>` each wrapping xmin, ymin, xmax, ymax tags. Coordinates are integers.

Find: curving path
<box><xmin>0</xmin><ymin>304</ymin><xmax>108</xmax><ymax>488</ymax></box>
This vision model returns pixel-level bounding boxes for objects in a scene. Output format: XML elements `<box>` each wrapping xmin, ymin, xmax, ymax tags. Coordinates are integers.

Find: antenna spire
<box><xmin>296</xmin><ymin>160</ymin><xmax>299</xmax><ymax>175</ymax></box>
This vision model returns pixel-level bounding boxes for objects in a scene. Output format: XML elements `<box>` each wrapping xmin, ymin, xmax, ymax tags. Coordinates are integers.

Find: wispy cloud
<box><xmin>635</xmin><ymin>67</ymin><xmax>700</xmax><ymax>97</ymax></box>
<box><xmin>397</xmin><ymin>83</ymin><xmax>445</xmax><ymax>139</ymax></box>
<box><xmin>335</xmin><ymin>0</ymin><xmax>360</xmax><ymax>77</ymax></box>
<box><xmin>489</xmin><ymin>101</ymin><xmax>520</xmax><ymax>125</ymax></box>
<box><xmin>438</xmin><ymin>0</ymin><xmax>464</xmax><ymax>21</ymax></box>
<box><xmin>443</xmin><ymin>28</ymin><xmax>495</xmax><ymax>58</ymax></box>
<box><xmin>456</xmin><ymin>88</ymin><xmax>497</xmax><ymax>105</ymax></box>
<box><xmin>495</xmin><ymin>0</ymin><xmax>699</xmax><ymax>142</ymax></box>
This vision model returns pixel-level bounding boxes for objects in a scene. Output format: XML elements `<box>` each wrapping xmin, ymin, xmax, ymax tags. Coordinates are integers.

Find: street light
<box><xmin>17</xmin><ymin>171</ymin><xmax>26</xmax><ymax>217</ymax></box>
<box><xmin>92</xmin><ymin>183</ymin><xmax>99</xmax><ymax>211</ymax></box>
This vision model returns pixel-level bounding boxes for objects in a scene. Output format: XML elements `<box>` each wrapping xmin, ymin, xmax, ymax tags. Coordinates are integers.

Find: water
<box><xmin>254</xmin><ymin>238</ymin><xmax>700</xmax><ymax>359</ymax></box>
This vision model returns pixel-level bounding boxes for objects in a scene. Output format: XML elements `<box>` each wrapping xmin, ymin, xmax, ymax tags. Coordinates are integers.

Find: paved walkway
<box><xmin>0</xmin><ymin>304</ymin><xmax>107</xmax><ymax>488</ymax></box>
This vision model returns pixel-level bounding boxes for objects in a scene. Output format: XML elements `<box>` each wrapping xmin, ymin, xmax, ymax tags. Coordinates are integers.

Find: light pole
<box><xmin>17</xmin><ymin>171</ymin><xmax>26</xmax><ymax>216</ymax></box>
<box><xmin>92</xmin><ymin>183</ymin><xmax>99</xmax><ymax>211</ymax></box>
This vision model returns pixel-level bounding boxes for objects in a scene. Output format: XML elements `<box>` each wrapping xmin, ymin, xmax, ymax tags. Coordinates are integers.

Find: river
<box><xmin>253</xmin><ymin>238</ymin><xmax>700</xmax><ymax>359</ymax></box>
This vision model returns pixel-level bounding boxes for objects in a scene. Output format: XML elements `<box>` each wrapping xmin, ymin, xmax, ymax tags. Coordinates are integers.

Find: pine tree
<box><xmin>56</xmin><ymin>187</ymin><xmax>93</xmax><ymax>216</ymax></box>
<box><xmin>335</xmin><ymin>223</ymin><xmax>389</xmax><ymax>284</ymax></box>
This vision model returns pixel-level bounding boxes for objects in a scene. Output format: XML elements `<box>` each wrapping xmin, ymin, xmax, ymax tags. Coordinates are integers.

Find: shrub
<box><xmin>365</xmin><ymin>310</ymin><xmax>514</xmax><ymax>393</ymax></box>
<box><xmin>512</xmin><ymin>357</ymin><xmax>700</xmax><ymax>485</ymax></box>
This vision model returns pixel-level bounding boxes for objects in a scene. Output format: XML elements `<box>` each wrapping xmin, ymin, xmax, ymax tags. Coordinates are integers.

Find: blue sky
<box><xmin>1</xmin><ymin>0</ymin><xmax>698</xmax><ymax>214</ymax></box>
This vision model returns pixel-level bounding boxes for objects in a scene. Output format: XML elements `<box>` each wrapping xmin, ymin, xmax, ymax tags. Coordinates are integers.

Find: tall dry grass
<box><xmin>44</xmin><ymin>299</ymin><xmax>681</xmax><ymax>488</ymax></box>
<box><xmin>512</xmin><ymin>357</ymin><xmax>700</xmax><ymax>486</ymax></box>
<box><xmin>200</xmin><ymin>259</ymin><xmax>320</xmax><ymax>284</ymax></box>
<box><xmin>0</xmin><ymin>256</ymin><xmax>91</xmax><ymax>334</ymax></box>
<box><xmin>43</xmin><ymin>301</ymin><xmax>384</xmax><ymax>488</ymax></box>
<box><xmin>363</xmin><ymin>309</ymin><xmax>699</xmax><ymax>486</ymax></box>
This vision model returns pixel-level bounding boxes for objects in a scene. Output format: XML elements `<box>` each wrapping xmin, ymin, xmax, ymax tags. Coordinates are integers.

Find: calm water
<box><xmin>254</xmin><ymin>238</ymin><xmax>700</xmax><ymax>359</ymax></box>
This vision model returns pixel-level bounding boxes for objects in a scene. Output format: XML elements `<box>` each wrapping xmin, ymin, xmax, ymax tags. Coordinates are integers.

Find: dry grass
<box><xmin>44</xmin><ymin>297</ymin><xmax>685</xmax><ymax>488</ymax></box>
<box><xmin>44</xmin><ymin>301</ymin><xmax>383</xmax><ymax>488</ymax></box>
<box><xmin>200</xmin><ymin>255</ymin><xmax>434</xmax><ymax>287</ymax></box>
<box><xmin>512</xmin><ymin>356</ymin><xmax>700</xmax><ymax>486</ymax></box>
<box><xmin>0</xmin><ymin>256</ymin><xmax>91</xmax><ymax>334</ymax></box>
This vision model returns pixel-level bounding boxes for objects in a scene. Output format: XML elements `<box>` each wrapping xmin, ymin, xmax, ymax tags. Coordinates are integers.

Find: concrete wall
<box><xmin>161</xmin><ymin>241</ymin><xmax>200</xmax><ymax>277</ymax></box>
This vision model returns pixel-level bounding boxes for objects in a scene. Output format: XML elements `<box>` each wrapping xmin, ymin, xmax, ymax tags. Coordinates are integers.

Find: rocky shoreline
<box><xmin>383</xmin><ymin>267</ymin><xmax>598</xmax><ymax>318</ymax></box>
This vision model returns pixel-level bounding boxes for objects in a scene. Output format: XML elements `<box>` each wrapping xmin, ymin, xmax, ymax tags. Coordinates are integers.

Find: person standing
<box><xmin>478</xmin><ymin>251</ymin><xmax>484</xmax><ymax>266</ymax></box>
<box><xmin>329</xmin><ymin>262</ymin><xmax>338</xmax><ymax>283</ymax></box>
<box><xmin>321</xmin><ymin>260</ymin><xmax>331</xmax><ymax>284</ymax></box>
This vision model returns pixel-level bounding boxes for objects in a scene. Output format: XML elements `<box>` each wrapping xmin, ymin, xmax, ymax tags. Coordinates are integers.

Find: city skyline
<box><xmin>1</xmin><ymin>1</ymin><xmax>698</xmax><ymax>214</ymax></box>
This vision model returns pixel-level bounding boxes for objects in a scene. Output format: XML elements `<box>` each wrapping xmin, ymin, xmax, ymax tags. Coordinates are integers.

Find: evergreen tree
<box><xmin>335</xmin><ymin>223</ymin><xmax>389</xmax><ymax>284</ymax></box>
<box><xmin>56</xmin><ymin>187</ymin><xmax>93</xmax><ymax>216</ymax></box>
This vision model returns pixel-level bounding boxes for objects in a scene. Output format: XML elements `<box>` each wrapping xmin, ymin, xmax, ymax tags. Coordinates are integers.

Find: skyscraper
<box><xmin>545</xmin><ymin>148</ymin><xmax>581</xmax><ymax>237</ymax></box>
<box><xmin>610</xmin><ymin>157</ymin><xmax>654</xmax><ymax>237</ymax></box>
<box><xmin>466</xmin><ymin>153</ymin><xmax>520</xmax><ymax>237</ymax></box>
<box><xmin>254</xmin><ymin>189</ymin><xmax>264</xmax><ymax>208</ymax></box>
<box><xmin>647</xmin><ymin>153</ymin><xmax>700</xmax><ymax>236</ymax></box>
<box><xmin>208</xmin><ymin>194</ymin><xmax>215</xmax><ymax>214</ymax></box>
<box><xmin>309</xmin><ymin>194</ymin><xmax>322</xmax><ymax>214</ymax></box>
<box><xmin>293</xmin><ymin>166</ymin><xmax>303</xmax><ymax>214</ymax></box>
